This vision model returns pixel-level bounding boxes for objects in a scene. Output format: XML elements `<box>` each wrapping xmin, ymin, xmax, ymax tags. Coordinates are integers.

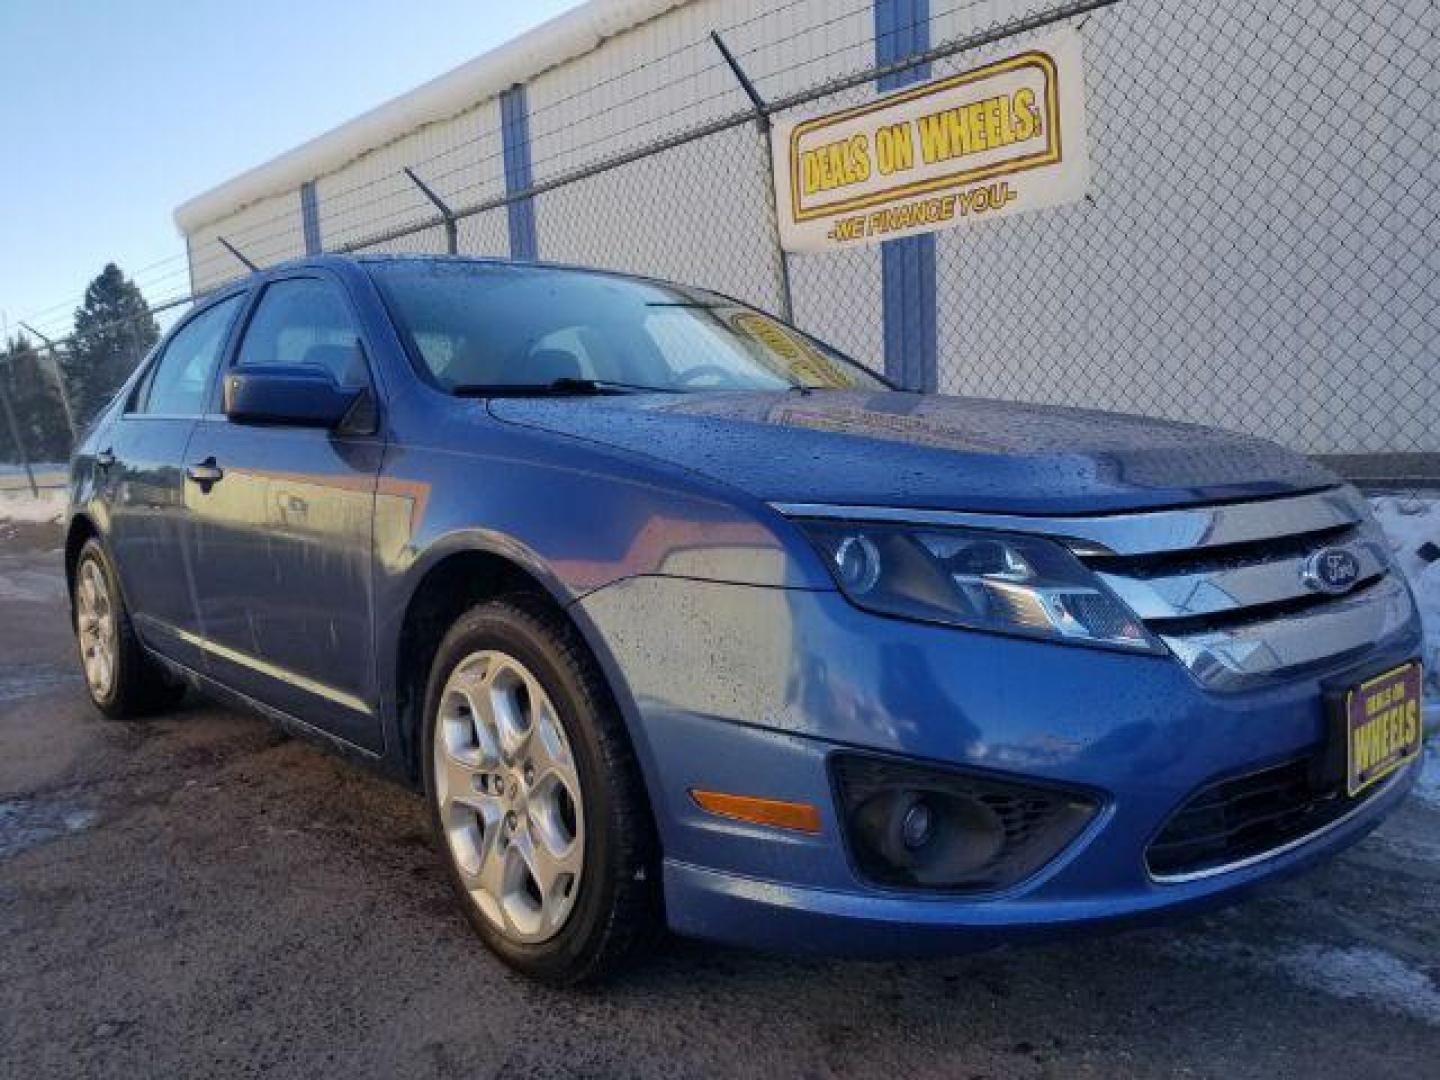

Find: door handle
<box><xmin>95</xmin><ymin>448</ymin><xmax>115</xmax><ymax>469</ymax></box>
<box><xmin>186</xmin><ymin>458</ymin><xmax>225</xmax><ymax>489</ymax></box>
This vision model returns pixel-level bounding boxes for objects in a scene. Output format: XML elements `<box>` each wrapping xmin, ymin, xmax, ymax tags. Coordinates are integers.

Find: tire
<box><xmin>422</xmin><ymin>595</ymin><xmax>661</xmax><ymax>984</ymax></box>
<box><xmin>72</xmin><ymin>537</ymin><xmax>185</xmax><ymax>719</ymax></box>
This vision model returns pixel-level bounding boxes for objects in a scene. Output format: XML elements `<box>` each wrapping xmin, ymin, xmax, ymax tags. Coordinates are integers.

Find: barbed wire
<box><xmin>5</xmin><ymin>0</ymin><xmax>1432</xmax><ymax>486</ymax></box>
<box><xmin>52</xmin><ymin>0</ymin><xmax>1031</xmax><ymax>307</ymax></box>
<box><xmin>180</xmin><ymin>0</ymin><xmax>1089</xmax><ymax>290</ymax></box>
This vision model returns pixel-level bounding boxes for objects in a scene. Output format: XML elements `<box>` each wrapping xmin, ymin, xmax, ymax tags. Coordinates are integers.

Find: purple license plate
<box><xmin>1346</xmin><ymin>662</ymin><xmax>1423</xmax><ymax>797</ymax></box>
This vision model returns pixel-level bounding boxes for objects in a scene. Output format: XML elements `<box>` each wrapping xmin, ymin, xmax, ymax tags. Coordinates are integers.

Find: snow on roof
<box><xmin>173</xmin><ymin>0</ymin><xmax>686</xmax><ymax>234</ymax></box>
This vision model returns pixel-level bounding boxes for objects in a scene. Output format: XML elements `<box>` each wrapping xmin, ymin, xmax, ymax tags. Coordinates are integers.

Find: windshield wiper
<box><xmin>451</xmin><ymin>377</ymin><xmax>678</xmax><ymax>398</ymax></box>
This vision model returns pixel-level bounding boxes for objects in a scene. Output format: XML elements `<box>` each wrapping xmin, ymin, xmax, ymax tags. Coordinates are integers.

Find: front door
<box><xmin>183</xmin><ymin>273</ymin><xmax>385</xmax><ymax>751</ymax></box>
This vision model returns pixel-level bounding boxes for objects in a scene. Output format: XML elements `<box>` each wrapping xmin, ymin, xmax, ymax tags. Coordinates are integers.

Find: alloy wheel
<box><xmin>433</xmin><ymin>650</ymin><xmax>585</xmax><ymax>943</ymax></box>
<box><xmin>76</xmin><ymin>558</ymin><xmax>116</xmax><ymax>700</ymax></box>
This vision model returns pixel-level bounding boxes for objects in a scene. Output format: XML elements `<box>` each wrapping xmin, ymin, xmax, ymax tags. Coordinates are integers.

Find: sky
<box><xmin>0</xmin><ymin>0</ymin><xmax>584</xmax><ymax>342</ymax></box>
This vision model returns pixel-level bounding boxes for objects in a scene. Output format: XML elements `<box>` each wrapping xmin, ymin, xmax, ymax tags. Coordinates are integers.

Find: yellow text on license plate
<box><xmin>1346</xmin><ymin>662</ymin><xmax>1423</xmax><ymax>797</ymax></box>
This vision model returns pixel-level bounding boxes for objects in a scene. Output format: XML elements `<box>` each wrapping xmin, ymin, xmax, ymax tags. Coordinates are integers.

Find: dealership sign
<box><xmin>771</xmin><ymin>30</ymin><xmax>1089</xmax><ymax>252</ymax></box>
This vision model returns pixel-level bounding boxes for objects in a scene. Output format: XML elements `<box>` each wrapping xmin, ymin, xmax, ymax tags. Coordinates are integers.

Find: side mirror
<box><xmin>223</xmin><ymin>366</ymin><xmax>363</xmax><ymax>428</ymax></box>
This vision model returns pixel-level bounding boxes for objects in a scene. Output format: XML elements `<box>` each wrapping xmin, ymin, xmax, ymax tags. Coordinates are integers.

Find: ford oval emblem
<box><xmin>1302</xmin><ymin>547</ymin><xmax>1362</xmax><ymax>595</ymax></box>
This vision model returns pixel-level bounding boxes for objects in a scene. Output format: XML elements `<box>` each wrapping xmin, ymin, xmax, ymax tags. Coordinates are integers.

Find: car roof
<box><xmin>248</xmin><ymin>252</ymin><xmax>666</xmax><ymax>282</ymax></box>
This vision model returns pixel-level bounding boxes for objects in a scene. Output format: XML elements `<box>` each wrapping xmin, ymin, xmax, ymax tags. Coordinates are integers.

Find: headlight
<box><xmin>799</xmin><ymin>520</ymin><xmax>1159</xmax><ymax>652</ymax></box>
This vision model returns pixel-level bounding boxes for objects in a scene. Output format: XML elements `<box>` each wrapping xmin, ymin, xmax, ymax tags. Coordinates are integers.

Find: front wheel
<box><xmin>422</xmin><ymin>597</ymin><xmax>660</xmax><ymax>984</ymax></box>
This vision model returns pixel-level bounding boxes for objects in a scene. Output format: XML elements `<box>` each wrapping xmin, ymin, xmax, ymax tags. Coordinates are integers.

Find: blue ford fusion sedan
<box><xmin>66</xmin><ymin>255</ymin><xmax>1424</xmax><ymax>983</ymax></box>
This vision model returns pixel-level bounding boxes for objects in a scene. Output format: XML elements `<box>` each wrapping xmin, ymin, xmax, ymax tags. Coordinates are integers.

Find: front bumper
<box><xmin>661</xmin><ymin>752</ymin><xmax>1417</xmax><ymax>956</ymax></box>
<box><xmin>575</xmin><ymin>577</ymin><xmax>1423</xmax><ymax>954</ymax></box>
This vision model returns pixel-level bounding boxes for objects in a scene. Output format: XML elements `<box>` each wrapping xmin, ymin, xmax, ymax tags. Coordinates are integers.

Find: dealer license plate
<box><xmin>1346</xmin><ymin>662</ymin><xmax>1423</xmax><ymax>797</ymax></box>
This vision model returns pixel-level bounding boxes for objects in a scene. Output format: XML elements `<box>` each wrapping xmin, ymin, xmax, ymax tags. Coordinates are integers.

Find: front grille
<box><xmin>1146</xmin><ymin>756</ymin><xmax>1381</xmax><ymax>878</ymax></box>
<box><xmin>1074</xmin><ymin>488</ymin><xmax>1412</xmax><ymax>690</ymax></box>
<box><xmin>1086</xmin><ymin>518</ymin><xmax>1383</xmax><ymax>629</ymax></box>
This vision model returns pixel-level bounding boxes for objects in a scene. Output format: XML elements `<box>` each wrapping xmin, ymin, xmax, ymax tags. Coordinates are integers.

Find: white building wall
<box><xmin>522</xmin><ymin>0</ymin><xmax>884</xmax><ymax>354</ymax></box>
<box><xmin>188</xmin><ymin>190</ymin><xmax>306</xmax><ymax>294</ymax></box>
<box><xmin>317</xmin><ymin>99</ymin><xmax>507</xmax><ymax>255</ymax></box>
<box><xmin>524</xmin><ymin>0</ymin><xmax>770</xmax><ymax>305</ymax></box>
<box><xmin>185</xmin><ymin>87</ymin><xmax>513</xmax><ymax>275</ymax></box>
<box><xmin>525</xmin><ymin>0</ymin><xmax>856</xmax><ymax>324</ymax></box>
<box><xmin>927</xmin><ymin>0</ymin><xmax>1437</xmax><ymax>454</ymax></box>
<box><xmin>178</xmin><ymin>0</ymin><xmax>1435</xmax><ymax>455</ymax></box>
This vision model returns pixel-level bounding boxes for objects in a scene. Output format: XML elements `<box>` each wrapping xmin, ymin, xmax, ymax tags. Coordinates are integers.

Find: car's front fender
<box><xmin>368</xmin><ymin>417</ymin><xmax>835</xmax><ymax>780</ymax></box>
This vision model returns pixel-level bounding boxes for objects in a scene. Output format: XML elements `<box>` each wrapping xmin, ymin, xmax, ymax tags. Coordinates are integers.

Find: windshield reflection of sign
<box><xmin>771</xmin><ymin>29</ymin><xmax>1088</xmax><ymax>252</ymax></box>
<box><xmin>728</xmin><ymin>312</ymin><xmax>853</xmax><ymax>388</ymax></box>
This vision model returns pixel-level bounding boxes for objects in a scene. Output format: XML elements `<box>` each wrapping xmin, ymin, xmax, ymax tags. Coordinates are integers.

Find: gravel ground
<box><xmin>2</xmin><ymin>519</ymin><xmax>1438</xmax><ymax>1079</ymax></box>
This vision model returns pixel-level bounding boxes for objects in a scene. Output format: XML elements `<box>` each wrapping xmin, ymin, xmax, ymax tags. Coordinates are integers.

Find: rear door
<box><xmin>102</xmin><ymin>293</ymin><xmax>246</xmax><ymax>668</ymax></box>
<box><xmin>182</xmin><ymin>273</ymin><xmax>385</xmax><ymax>750</ymax></box>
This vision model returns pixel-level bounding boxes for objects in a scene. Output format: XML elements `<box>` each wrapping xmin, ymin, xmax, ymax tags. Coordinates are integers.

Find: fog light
<box><xmin>853</xmin><ymin>788</ymin><xmax>1007</xmax><ymax>886</ymax></box>
<box><xmin>833</xmin><ymin>754</ymin><xmax>1098</xmax><ymax>893</ymax></box>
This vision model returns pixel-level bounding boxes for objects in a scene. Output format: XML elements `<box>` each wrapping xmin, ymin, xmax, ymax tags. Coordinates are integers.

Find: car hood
<box><xmin>487</xmin><ymin>391</ymin><xmax>1337</xmax><ymax>514</ymax></box>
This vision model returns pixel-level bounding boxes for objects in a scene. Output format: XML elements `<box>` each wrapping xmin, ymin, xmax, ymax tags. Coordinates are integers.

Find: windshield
<box><xmin>367</xmin><ymin>260</ymin><xmax>886</xmax><ymax>394</ymax></box>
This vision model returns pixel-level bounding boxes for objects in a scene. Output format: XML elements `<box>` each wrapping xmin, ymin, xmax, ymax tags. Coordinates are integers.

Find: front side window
<box><xmin>236</xmin><ymin>277</ymin><xmax>369</xmax><ymax>388</ymax></box>
<box><xmin>138</xmin><ymin>295</ymin><xmax>244</xmax><ymax>415</ymax></box>
<box><xmin>368</xmin><ymin>261</ymin><xmax>885</xmax><ymax>394</ymax></box>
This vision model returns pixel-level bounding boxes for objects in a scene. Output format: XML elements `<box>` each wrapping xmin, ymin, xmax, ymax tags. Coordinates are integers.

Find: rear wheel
<box><xmin>422</xmin><ymin>597</ymin><xmax>660</xmax><ymax>984</ymax></box>
<box><xmin>72</xmin><ymin>538</ymin><xmax>184</xmax><ymax>719</ymax></box>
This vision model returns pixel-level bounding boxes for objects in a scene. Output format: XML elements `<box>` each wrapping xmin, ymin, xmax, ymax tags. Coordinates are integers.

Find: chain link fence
<box><xmin>3</xmin><ymin>0</ymin><xmax>1436</xmax><ymax>496</ymax></box>
<box><xmin>930</xmin><ymin>0</ymin><xmax>1436</xmax><ymax>477</ymax></box>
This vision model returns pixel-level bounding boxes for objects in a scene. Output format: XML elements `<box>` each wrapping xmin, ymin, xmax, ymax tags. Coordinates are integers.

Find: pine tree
<box><xmin>64</xmin><ymin>263</ymin><xmax>159</xmax><ymax>422</ymax></box>
<box><xmin>1</xmin><ymin>335</ymin><xmax>71</xmax><ymax>462</ymax></box>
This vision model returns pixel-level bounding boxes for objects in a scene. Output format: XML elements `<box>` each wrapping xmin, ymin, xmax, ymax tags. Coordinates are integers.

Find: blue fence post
<box><xmin>500</xmin><ymin>84</ymin><xmax>539</xmax><ymax>261</ymax></box>
<box><xmin>874</xmin><ymin>0</ymin><xmax>937</xmax><ymax>392</ymax></box>
<box><xmin>300</xmin><ymin>180</ymin><xmax>322</xmax><ymax>255</ymax></box>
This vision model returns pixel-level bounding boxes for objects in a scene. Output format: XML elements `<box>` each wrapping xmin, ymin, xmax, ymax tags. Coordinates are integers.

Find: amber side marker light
<box><xmin>689</xmin><ymin>790</ymin><xmax>822</xmax><ymax>834</ymax></box>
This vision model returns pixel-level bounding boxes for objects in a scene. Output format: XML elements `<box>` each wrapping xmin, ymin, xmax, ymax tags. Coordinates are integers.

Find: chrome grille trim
<box><xmin>772</xmin><ymin>487</ymin><xmax>1362</xmax><ymax>557</ymax></box>
<box><xmin>1158</xmin><ymin>575</ymin><xmax>1416</xmax><ymax>691</ymax></box>
<box><xmin>1095</xmin><ymin>536</ymin><xmax>1389</xmax><ymax>621</ymax></box>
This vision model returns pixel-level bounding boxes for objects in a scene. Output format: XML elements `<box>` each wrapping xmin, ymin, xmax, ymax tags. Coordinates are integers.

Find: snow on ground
<box><xmin>0</xmin><ymin>562</ymin><xmax>66</xmax><ymax>605</ymax></box>
<box><xmin>0</xmin><ymin>796</ymin><xmax>97</xmax><ymax>860</ymax></box>
<box><xmin>1417</xmin><ymin>742</ymin><xmax>1440</xmax><ymax>810</ymax></box>
<box><xmin>1166</xmin><ymin>928</ymin><xmax>1440</xmax><ymax>1027</ymax></box>
<box><xmin>1371</xmin><ymin>494</ymin><xmax>1440</xmax><ymax>733</ymax></box>
<box><xmin>0</xmin><ymin>487</ymin><xmax>64</xmax><ymax>525</ymax></box>
<box><xmin>1275</xmin><ymin>944</ymin><xmax>1440</xmax><ymax>1026</ymax></box>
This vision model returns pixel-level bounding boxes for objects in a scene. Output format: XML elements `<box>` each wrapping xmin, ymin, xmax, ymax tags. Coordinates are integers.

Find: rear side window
<box><xmin>138</xmin><ymin>295</ymin><xmax>243</xmax><ymax>415</ymax></box>
<box><xmin>236</xmin><ymin>278</ymin><xmax>368</xmax><ymax>388</ymax></box>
